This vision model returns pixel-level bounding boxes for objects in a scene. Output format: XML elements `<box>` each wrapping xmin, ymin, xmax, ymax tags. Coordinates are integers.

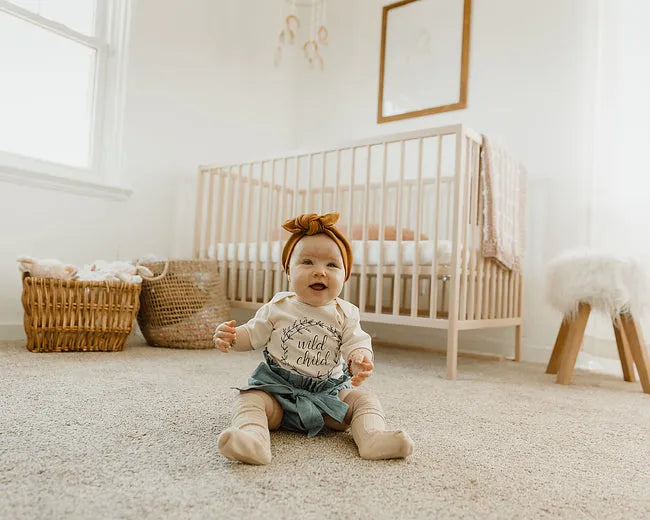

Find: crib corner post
<box><xmin>446</xmin><ymin>323</ymin><xmax>459</xmax><ymax>380</ymax></box>
<box><xmin>514</xmin><ymin>324</ymin><xmax>522</xmax><ymax>362</ymax></box>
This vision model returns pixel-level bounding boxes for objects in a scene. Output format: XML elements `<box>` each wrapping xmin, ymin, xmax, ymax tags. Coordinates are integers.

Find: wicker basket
<box><xmin>137</xmin><ymin>260</ymin><xmax>230</xmax><ymax>349</ymax></box>
<box><xmin>21</xmin><ymin>273</ymin><xmax>141</xmax><ymax>352</ymax></box>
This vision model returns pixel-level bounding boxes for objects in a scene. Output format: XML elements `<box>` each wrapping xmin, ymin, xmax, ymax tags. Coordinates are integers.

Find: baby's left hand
<box><xmin>349</xmin><ymin>352</ymin><xmax>374</xmax><ymax>386</ymax></box>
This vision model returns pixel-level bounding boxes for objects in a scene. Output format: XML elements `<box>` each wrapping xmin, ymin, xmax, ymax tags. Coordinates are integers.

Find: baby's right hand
<box><xmin>213</xmin><ymin>320</ymin><xmax>237</xmax><ymax>352</ymax></box>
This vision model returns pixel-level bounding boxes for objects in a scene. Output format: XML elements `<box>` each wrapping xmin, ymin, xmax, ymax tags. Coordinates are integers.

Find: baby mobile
<box><xmin>274</xmin><ymin>0</ymin><xmax>329</xmax><ymax>70</ymax></box>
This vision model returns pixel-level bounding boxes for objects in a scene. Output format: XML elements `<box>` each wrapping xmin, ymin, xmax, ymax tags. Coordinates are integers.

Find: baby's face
<box><xmin>288</xmin><ymin>234</ymin><xmax>345</xmax><ymax>307</ymax></box>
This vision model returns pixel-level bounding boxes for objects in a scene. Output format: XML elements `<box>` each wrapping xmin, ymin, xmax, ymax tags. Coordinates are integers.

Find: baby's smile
<box><xmin>309</xmin><ymin>282</ymin><xmax>327</xmax><ymax>291</ymax></box>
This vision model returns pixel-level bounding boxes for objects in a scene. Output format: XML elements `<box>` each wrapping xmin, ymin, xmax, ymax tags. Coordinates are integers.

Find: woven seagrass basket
<box><xmin>21</xmin><ymin>273</ymin><xmax>141</xmax><ymax>352</ymax></box>
<box><xmin>137</xmin><ymin>260</ymin><xmax>230</xmax><ymax>349</ymax></box>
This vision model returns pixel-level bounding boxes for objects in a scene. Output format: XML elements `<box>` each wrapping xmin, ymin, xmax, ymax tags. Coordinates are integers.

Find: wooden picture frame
<box><xmin>377</xmin><ymin>0</ymin><xmax>472</xmax><ymax>123</ymax></box>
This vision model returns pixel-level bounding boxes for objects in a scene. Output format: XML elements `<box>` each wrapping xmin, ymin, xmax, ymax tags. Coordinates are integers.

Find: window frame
<box><xmin>0</xmin><ymin>0</ymin><xmax>133</xmax><ymax>199</ymax></box>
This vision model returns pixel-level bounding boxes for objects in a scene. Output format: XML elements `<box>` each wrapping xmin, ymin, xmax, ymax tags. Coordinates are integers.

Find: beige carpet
<box><xmin>1</xmin><ymin>337</ymin><xmax>648</xmax><ymax>519</ymax></box>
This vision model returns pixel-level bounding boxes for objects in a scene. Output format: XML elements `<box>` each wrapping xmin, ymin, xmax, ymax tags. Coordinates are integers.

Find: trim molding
<box><xmin>0</xmin><ymin>324</ymin><xmax>25</xmax><ymax>341</ymax></box>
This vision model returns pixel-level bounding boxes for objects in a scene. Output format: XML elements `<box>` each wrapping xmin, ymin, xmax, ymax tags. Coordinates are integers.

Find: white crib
<box><xmin>193</xmin><ymin>124</ymin><xmax>523</xmax><ymax>379</ymax></box>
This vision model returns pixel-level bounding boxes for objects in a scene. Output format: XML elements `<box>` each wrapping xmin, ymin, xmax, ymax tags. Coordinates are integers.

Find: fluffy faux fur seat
<box><xmin>546</xmin><ymin>250</ymin><xmax>650</xmax><ymax>319</ymax></box>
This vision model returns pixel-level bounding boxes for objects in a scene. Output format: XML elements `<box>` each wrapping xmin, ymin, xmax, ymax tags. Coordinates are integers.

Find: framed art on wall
<box><xmin>377</xmin><ymin>0</ymin><xmax>472</xmax><ymax>123</ymax></box>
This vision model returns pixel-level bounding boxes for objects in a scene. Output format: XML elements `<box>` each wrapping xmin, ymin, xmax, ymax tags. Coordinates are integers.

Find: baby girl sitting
<box><xmin>214</xmin><ymin>212</ymin><xmax>414</xmax><ymax>464</ymax></box>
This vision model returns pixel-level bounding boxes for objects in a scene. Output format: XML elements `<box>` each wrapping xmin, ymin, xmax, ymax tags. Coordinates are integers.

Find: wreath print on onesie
<box><xmin>279</xmin><ymin>318</ymin><xmax>343</xmax><ymax>378</ymax></box>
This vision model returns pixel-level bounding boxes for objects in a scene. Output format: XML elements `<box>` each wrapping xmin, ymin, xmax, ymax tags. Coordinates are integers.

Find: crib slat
<box><xmin>503</xmin><ymin>269</ymin><xmax>509</xmax><ymax>318</ymax></box>
<box><xmin>490</xmin><ymin>263</ymin><xmax>497</xmax><ymax>319</ymax></box>
<box><xmin>241</xmin><ymin>164</ymin><xmax>254</xmax><ymax>302</ymax></box>
<box><xmin>220</xmin><ymin>167</ymin><xmax>234</xmax><ymax>299</ymax></box>
<box><xmin>475</xmin><ymin>145</ymin><xmax>485</xmax><ymax>319</ymax></box>
<box><xmin>274</xmin><ymin>158</ymin><xmax>288</xmax><ymax>294</ymax></box>
<box><xmin>307</xmin><ymin>154</ymin><xmax>314</xmax><ymax>212</ymax></box>
<box><xmin>486</xmin><ymin>262</ymin><xmax>493</xmax><ymax>319</ymax></box>
<box><xmin>482</xmin><ymin>261</ymin><xmax>490</xmax><ymax>319</ymax></box>
<box><xmin>430</xmin><ymin>136</ymin><xmax>443</xmax><ymax>319</ymax></box>
<box><xmin>411</xmin><ymin>138</ymin><xmax>424</xmax><ymax>317</ymax></box>
<box><xmin>476</xmin><ymin>143</ymin><xmax>483</xmax><ymax>304</ymax></box>
<box><xmin>292</xmin><ymin>156</ymin><xmax>299</xmax><ymax>217</ymax></box>
<box><xmin>216</xmin><ymin>172</ymin><xmax>226</xmax><ymax>287</ymax></box>
<box><xmin>504</xmin><ymin>269</ymin><xmax>510</xmax><ymax>318</ymax></box>
<box><xmin>202</xmin><ymin>169</ymin><xmax>216</xmax><ymax>259</ymax></box>
<box><xmin>497</xmin><ymin>268</ymin><xmax>504</xmax><ymax>318</ymax></box>
<box><xmin>467</xmin><ymin>140</ymin><xmax>480</xmax><ymax>320</ymax></box>
<box><xmin>320</xmin><ymin>153</ymin><xmax>326</xmax><ymax>213</ymax></box>
<box><xmin>393</xmin><ymin>140</ymin><xmax>405</xmax><ymax>315</ymax></box>
<box><xmin>476</xmin><ymin>256</ymin><xmax>484</xmax><ymax>319</ymax></box>
<box><xmin>194</xmin><ymin>168</ymin><xmax>206</xmax><ymax>258</ymax></box>
<box><xmin>263</xmin><ymin>161</ymin><xmax>276</xmax><ymax>302</ymax></box>
<box><xmin>376</xmin><ymin>143</ymin><xmax>388</xmax><ymax>315</ymax></box>
<box><xmin>334</xmin><ymin>150</ymin><xmax>341</xmax><ymax>212</ymax></box>
<box><xmin>251</xmin><ymin>163</ymin><xmax>265</xmax><ymax>303</ymax></box>
<box><xmin>514</xmin><ymin>270</ymin><xmax>520</xmax><ymax>318</ymax></box>
<box><xmin>359</xmin><ymin>146</ymin><xmax>372</xmax><ymax>313</ymax></box>
<box><xmin>459</xmin><ymin>138</ymin><xmax>473</xmax><ymax>320</ymax></box>
<box><xmin>231</xmin><ymin>165</ymin><xmax>244</xmax><ymax>301</ymax></box>
<box><xmin>506</xmin><ymin>270</ymin><xmax>512</xmax><ymax>318</ymax></box>
<box><xmin>344</xmin><ymin>148</ymin><xmax>356</xmax><ymax>302</ymax></box>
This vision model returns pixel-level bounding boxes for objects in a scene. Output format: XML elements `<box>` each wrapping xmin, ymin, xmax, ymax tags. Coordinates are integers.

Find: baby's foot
<box><xmin>218</xmin><ymin>427</ymin><xmax>272</xmax><ymax>465</ymax></box>
<box><xmin>357</xmin><ymin>430</ymin><xmax>414</xmax><ymax>460</ymax></box>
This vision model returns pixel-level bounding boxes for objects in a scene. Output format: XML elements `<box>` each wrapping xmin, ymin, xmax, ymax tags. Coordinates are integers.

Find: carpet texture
<box><xmin>1</xmin><ymin>338</ymin><xmax>648</xmax><ymax>519</ymax></box>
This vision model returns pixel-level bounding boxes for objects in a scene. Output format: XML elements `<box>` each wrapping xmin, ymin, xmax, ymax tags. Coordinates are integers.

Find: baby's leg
<box><xmin>218</xmin><ymin>390</ymin><xmax>283</xmax><ymax>465</ymax></box>
<box><xmin>323</xmin><ymin>388</ymin><xmax>354</xmax><ymax>431</ymax></box>
<box><xmin>328</xmin><ymin>389</ymin><xmax>414</xmax><ymax>460</ymax></box>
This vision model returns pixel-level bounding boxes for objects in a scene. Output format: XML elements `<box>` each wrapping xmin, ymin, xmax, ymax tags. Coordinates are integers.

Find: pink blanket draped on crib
<box><xmin>480</xmin><ymin>136</ymin><xmax>526</xmax><ymax>271</ymax></box>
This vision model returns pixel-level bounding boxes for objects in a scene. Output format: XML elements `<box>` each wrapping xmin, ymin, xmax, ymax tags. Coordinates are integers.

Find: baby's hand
<box><xmin>213</xmin><ymin>320</ymin><xmax>237</xmax><ymax>352</ymax></box>
<box><xmin>349</xmin><ymin>352</ymin><xmax>374</xmax><ymax>386</ymax></box>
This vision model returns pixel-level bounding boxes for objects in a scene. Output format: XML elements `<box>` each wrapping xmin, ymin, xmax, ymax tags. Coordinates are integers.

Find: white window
<box><xmin>0</xmin><ymin>0</ymin><xmax>132</xmax><ymax>196</ymax></box>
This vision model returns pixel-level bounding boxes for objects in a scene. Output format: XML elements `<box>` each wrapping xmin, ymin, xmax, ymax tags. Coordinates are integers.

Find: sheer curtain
<box><xmin>588</xmin><ymin>0</ymin><xmax>650</xmax><ymax>340</ymax></box>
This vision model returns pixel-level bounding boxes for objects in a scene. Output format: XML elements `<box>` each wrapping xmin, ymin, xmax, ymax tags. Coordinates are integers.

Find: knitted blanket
<box><xmin>480</xmin><ymin>136</ymin><xmax>526</xmax><ymax>271</ymax></box>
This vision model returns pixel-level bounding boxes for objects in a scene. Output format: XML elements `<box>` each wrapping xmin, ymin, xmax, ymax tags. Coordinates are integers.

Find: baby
<box><xmin>214</xmin><ymin>212</ymin><xmax>414</xmax><ymax>464</ymax></box>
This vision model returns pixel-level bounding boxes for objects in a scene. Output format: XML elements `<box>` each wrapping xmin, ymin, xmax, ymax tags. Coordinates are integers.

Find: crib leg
<box><xmin>446</xmin><ymin>324</ymin><xmax>459</xmax><ymax>380</ymax></box>
<box><xmin>514</xmin><ymin>324</ymin><xmax>522</xmax><ymax>362</ymax></box>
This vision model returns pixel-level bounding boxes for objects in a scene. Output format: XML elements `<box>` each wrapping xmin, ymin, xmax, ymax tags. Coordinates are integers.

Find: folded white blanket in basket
<box><xmin>17</xmin><ymin>256</ymin><xmax>153</xmax><ymax>283</ymax></box>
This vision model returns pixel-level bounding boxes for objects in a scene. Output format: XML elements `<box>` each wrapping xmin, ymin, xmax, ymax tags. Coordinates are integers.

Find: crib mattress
<box><xmin>209</xmin><ymin>240</ymin><xmax>452</xmax><ymax>266</ymax></box>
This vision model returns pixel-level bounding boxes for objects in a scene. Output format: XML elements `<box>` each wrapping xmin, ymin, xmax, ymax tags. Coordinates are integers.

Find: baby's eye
<box><xmin>328</xmin><ymin>263</ymin><xmax>339</xmax><ymax>268</ymax></box>
<box><xmin>303</xmin><ymin>259</ymin><xmax>312</xmax><ymax>265</ymax></box>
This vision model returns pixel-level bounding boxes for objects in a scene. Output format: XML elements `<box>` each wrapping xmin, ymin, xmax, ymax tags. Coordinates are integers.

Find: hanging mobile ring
<box><xmin>317</xmin><ymin>25</ymin><xmax>328</xmax><ymax>45</ymax></box>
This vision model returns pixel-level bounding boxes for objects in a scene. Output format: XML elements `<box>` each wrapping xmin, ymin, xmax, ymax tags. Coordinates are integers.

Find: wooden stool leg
<box><xmin>613</xmin><ymin>316</ymin><xmax>636</xmax><ymax>382</ymax></box>
<box><xmin>546</xmin><ymin>319</ymin><xmax>570</xmax><ymax>374</ymax></box>
<box><xmin>557</xmin><ymin>303</ymin><xmax>591</xmax><ymax>385</ymax></box>
<box><xmin>619</xmin><ymin>314</ymin><xmax>650</xmax><ymax>394</ymax></box>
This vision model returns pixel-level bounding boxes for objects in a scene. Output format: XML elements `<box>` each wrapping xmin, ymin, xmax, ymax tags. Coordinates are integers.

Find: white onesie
<box><xmin>239</xmin><ymin>292</ymin><xmax>373</xmax><ymax>380</ymax></box>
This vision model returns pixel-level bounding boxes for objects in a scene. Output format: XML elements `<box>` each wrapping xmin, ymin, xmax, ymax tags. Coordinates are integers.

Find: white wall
<box><xmin>288</xmin><ymin>0</ymin><xmax>637</xmax><ymax>370</ymax></box>
<box><xmin>0</xmin><ymin>0</ymin><xmax>296</xmax><ymax>336</ymax></box>
<box><xmin>4</xmin><ymin>0</ymin><xmax>648</xmax><ymax>376</ymax></box>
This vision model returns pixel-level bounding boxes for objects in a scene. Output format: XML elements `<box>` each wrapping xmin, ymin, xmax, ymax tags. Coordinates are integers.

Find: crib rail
<box><xmin>194</xmin><ymin>124</ymin><xmax>522</xmax><ymax>331</ymax></box>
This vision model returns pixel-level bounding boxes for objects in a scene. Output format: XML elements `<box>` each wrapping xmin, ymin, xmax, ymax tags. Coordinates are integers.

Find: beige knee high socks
<box><xmin>218</xmin><ymin>392</ymin><xmax>272</xmax><ymax>465</ymax></box>
<box><xmin>349</xmin><ymin>393</ymin><xmax>414</xmax><ymax>460</ymax></box>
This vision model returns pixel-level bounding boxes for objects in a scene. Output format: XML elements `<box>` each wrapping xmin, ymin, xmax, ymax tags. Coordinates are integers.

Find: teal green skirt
<box><xmin>235</xmin><ymin>349</ymin><xmax>353</xmax><ymax>437</ymax></box>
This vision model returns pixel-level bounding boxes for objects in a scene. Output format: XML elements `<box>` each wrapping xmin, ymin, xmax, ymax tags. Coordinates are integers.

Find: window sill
<box><xmin>0</xmin><ymin>163</ymin><xmax>132</xmax><ymax>201</ymax></box>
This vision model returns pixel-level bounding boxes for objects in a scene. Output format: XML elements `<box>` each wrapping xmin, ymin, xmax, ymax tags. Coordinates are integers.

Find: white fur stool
<box><xmin>545</xmin><ymin>251</ymin><xmax>650</xmax><ymax>393</ymax></box>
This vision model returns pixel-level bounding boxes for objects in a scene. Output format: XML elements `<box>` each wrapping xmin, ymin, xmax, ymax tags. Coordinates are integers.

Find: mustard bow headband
<box><xmin>281</xmin><ymin>212</ymin><xmax>353</xmax><ymax>281</ymax></box>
